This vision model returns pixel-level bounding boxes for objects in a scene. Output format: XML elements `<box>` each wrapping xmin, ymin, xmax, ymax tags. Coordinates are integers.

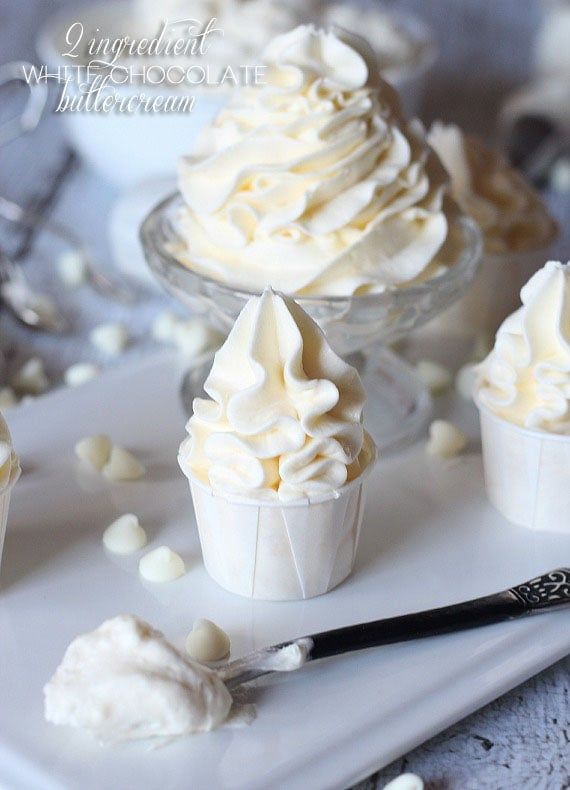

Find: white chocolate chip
<box><xmin>75</xmin><ymin>437</ymin><xmax>144</xmax><ymax>481</ymax></box>
<box><xmin>103</xmin><ymin>513</ymin><xmax>147</xmax><ymax>554</ymax></box>
<box><xmin>173</xmin><ymin>319</ymin><xmax>222</xmax><ymax>359</ymax></box>
<box><xmin>11</xmin><ymin>357</ymin><xmax>49</xmax><ymax>395</ymax></box>
<box><xmin>90</xmin><ymin>323</ymin><xmax>128</xmax><ymax>356</ymax></box>
<box><xmin>415</xmin><ymin>360</ymin><xmax>452</xmax><ymax>394</ymax></box>
<box><xmin>427</xmin><ymin>420</ymin><xmax>467</xmax><ymax>459</ymax></box>
<box><xmin>74</xmin><ymin>434</ymin><xmax>112</xmax><ymax>471</ymax></box>
<box><xmin>383</xmin><ymin>774</ymin><xmax>424</xmax><ymax>790</ymax></box>
<box><xmin>472</xmin><ymin>331</ymin><xmax>493</xmax><ymax>362</ymax></box>
<box><xmin>102</xmin><ymin>445</ymin><xmax>145</xmax><ymax>481</ymax></box>
<box><xmin>64</xmin><ymin>363</ymin><xmax>100</xmax><ymax>388</ymax></box>
<box><xmin>152</xmin><ymin>311</ymin><xmax>223</xmax><ymax>360</ymax></box>
<box><xmin>56</xmin><ymin>250</ymin><xmax>88</xmax><ymax>288</ymax></box>
<box><xmin>139</xmin><ymin>546</ymin><xmax>185</xmax><ymax>582</ymax></box>
<box><xmin>151</xmin><ymin>311</ymin><xmax>179</xmax><ymax>343</ymax></box>
<box><xmin>0</xmin><ymin>387</ymin><xmax>18</xmax><ymax>411</ymax></box>
<box><xmin>185</xmin><ymin>619</ymin><xmax>230</xmax><ymax>662</ymax></box>
<box><xmin>456</xmin><ymin>363</ymin><xmax>478</xmax><ymax>400</ymax></box>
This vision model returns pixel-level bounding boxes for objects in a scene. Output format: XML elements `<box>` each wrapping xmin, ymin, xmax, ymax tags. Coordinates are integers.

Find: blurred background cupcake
<box><xmin>425</xmin><ymin>121</ymin><xmax>558</xmax><ymax>338</ymax></box>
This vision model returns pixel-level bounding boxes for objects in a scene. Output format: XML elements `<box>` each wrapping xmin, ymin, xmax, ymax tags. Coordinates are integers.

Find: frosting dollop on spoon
<box><xmin>44</xmin><ymin>615</ymin><xmax>232</xmax><ymax>742</ymax></box>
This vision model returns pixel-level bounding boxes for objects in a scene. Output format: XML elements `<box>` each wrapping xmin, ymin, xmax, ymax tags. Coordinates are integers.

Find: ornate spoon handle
<box><xmin>223</xmin><ymin>569</ymin><xmax>570</xmax><ymax>690</ymax></box>
<box><xmin>308</xmin><ymin>568</ymin><xmax>570</xmax><ymax>661</ymax></box>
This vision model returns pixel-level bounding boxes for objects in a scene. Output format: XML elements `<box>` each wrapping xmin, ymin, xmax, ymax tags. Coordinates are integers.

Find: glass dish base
<box><xmin>180</xmin><ymin>346</ymin><xmax>432</xmax><ymax>455</ymax></box>
<box><xmin>141</xmin><ymin>193</ymin><xmax>480</xmax><ymax>455</ymax></box>
<box><xmin>355</xmin><ymin>347</ymin><xmax>433</xmax><ymax>453</ymax></box>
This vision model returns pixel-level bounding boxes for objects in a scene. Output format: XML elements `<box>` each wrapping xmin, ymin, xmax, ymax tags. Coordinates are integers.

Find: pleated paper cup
<box><xmin>428</xmin><ymin>247</ymin><xmax>547</xmax><ymax>339</ymax></box>
<box><xmin>185</xmin><ymin>436</ymin><xmax>376</xmax><ymax>601</ymax></box>
<box><xmin>478</xmin><ymin>402</ymin><xmax>570</xmax><ymax>533</ymax></box>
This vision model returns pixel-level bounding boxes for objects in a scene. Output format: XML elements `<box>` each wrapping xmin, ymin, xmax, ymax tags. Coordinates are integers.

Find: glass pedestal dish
<box><xmin>140</xmin><ymin>193</ymin><xmax>482</xmax><ymax>452</ymax></box>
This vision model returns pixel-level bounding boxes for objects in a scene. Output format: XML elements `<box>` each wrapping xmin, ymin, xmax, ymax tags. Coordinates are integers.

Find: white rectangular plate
<box><xmin>0</xmin><ymin>353</ymin><xmax>568</xmax><ymax>790</ymax></box>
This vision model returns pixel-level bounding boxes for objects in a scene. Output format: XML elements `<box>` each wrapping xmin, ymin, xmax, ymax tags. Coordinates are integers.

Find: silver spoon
<box><xmin>0</xmin><ymin>61</ymin><xmax>48</xmax><ymax>147</ymax></box>
<box><xmin>219</xmin><ymin>568</ymin><xmax>570</xmax><ymax>691</ymax></box>
<box><xmin>0</xmin><ymin>63</ymin><xmax>70</xmax><ymax>333</ymax></box>
<box><xmin>0</xmin><ymin>62</ymin><xmax>135</xmax><ymax>329</ymax></box>
<box><xmin>0</xmin><ymin>195</ymin><xmax>138</xmax><ymax>306</ymax></box>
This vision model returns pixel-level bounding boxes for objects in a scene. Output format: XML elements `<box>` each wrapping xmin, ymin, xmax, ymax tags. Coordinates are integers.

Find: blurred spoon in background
<box><xmin>0</xmin><ymin>247</ymin><xmax>68</xmax><ymax>333</ymax></box>
<box><xmin>0</xmin><ymin>195</ymin><xmax>139</xmax><ymax>305</ymax></box>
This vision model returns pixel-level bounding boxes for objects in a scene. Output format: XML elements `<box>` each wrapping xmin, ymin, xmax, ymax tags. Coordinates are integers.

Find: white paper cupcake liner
<box><xmin>428</xmin><ymin>247</ymin><xmax>548</xmax><ymax>338</ymax></box>
<box><xmin>478</xmin><ymin>404</ymin><xmax>570</xmax><ymax>533</ymax></box>
<box><xmin>186</xmin><ymin>440</ymin><xmax>376</xmax><ymax>601</ymax></box>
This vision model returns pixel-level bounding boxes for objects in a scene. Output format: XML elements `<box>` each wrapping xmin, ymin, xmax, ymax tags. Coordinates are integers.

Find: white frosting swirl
<box><xmin>427</xmin><ymin>122</ymin><xmax>556</xmax><ymax>255</ymax></box>
<box><xmin>477</xmin><ymin>261</ymin><xmax>570</xmax><ymax>433</ymax></box>
<box><xmin>176</xmin><ymin>24</ymin><xmax>451</xmax><ymax>296</ymax></box>
<box><xmin>179</xmin><ymin>288</ymin><xmax>372</xmax><ymax>500</ymax></box>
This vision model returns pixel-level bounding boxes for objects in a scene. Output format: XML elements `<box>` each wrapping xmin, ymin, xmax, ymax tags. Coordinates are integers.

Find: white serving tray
<box><xmin>0</xmin><ymin>352</ymin><xmax>568</xmax><ymax>790</ymax></box>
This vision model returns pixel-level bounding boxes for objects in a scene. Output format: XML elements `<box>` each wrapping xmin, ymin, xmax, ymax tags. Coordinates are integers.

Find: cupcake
<box><xmin>426</xmin><ymin>122</ymin><xmax>558</xmax><ymax>336</ymax></box>
<box><xmin>175</xmin><ymin>24</ymin><xmax>464</xmax><ymax>299</ymax></box>
<box><xmin>178</xmin><ymin>287</ymin><xmax>376</xmax><ymax>600</ymax></box>
<box><xmin>475</xmin><ymin>260</ymin><xmax>570</xmax><ymax>533</ymax></box>
<box><xmin>0</xmin><ymin>411</ymin><xmax>20</xmax><ymax>574</ymax></box>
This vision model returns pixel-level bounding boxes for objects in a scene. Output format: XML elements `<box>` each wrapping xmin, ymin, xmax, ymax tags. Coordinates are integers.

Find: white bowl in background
<box><xmin>108</xmin><ymin>176</ymin><xmax>176</xmax><ymax>290</ymax></box>
<box><xmin>36</xmin><ymin>1</ymin><xmax>229</xmax><ymax>186</ymax></box>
